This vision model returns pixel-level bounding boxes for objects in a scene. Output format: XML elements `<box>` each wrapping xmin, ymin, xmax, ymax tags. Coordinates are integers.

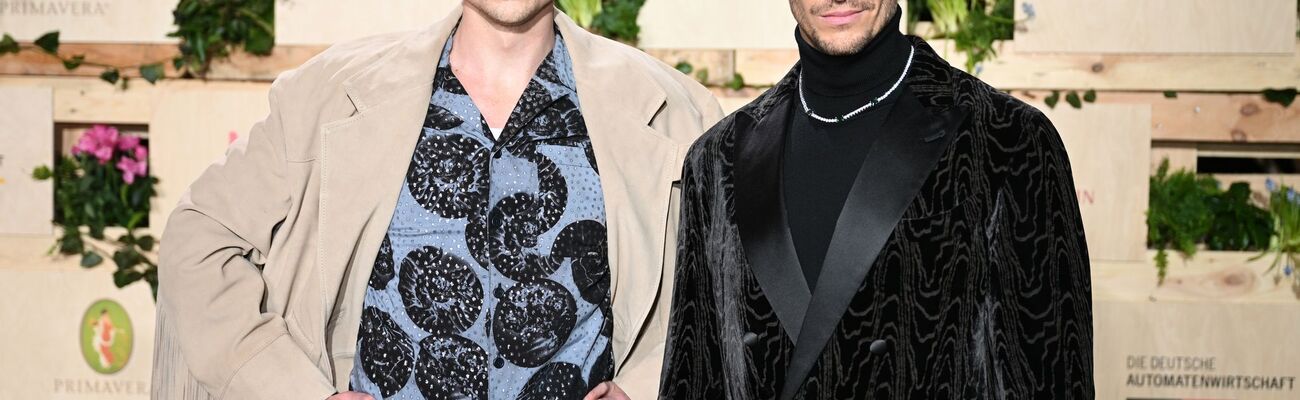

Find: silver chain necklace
<box><xmin>798</xmin><ymin>45</ymin><xmax>916</xmax><ymax>124</ymax></box>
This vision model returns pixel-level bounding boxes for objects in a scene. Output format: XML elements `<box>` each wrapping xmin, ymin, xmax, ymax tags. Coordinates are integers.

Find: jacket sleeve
<box><xmin>659</xmin><ymin>142</ymin><xmax>730</xmax><ymax>399</ymax></box>
<box><xmin>156</xmin><ymin>78</ymin><xmax>337</xmax><ymax>400</ymax></box>
<box><xmin>993</xmin><ymin>110</ymin><xmax>1094</xmax><ymax>398</ymax></box>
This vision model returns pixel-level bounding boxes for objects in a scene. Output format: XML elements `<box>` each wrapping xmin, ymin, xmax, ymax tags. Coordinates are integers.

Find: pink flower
<box><xmin>93</xmin><ymin>146</ymin><xmax>114</xmax><ymax>163</ymax></box>
<box><xmin>228</xmin><ymin>130</ymin><xmax>239</xmax><ymax>144</ymax></box>
<box><xmin>116</xmin><ymin>156</ymin><xmax>148</xmax><ymax>184</ymax></box>
<box><xmin>72</xmin><ymin>125</ymin><xmax>121</xmax><ymax>164</ymax></box>
<box><xmin>134</xmin><ymin>146</ymin><xmax>148</xmax><ymax>161</ymax></box>
<box><xmin>118</xmin><ymin>135</ymin><xmax>141</xmax><ymax>151</ymax></box>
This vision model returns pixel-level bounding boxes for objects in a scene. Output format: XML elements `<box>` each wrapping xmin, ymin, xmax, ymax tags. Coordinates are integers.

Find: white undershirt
<box><xmin>489</xmin><ymin>126</ymin><xmax>504</xmax><ymax>140</ymax></box>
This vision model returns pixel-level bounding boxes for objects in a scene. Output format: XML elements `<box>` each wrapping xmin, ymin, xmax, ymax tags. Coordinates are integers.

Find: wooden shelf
<box><xmin>2</xmin><ymin>40</ymin><xmax>1297</xmax><ymax>91</ymax></box>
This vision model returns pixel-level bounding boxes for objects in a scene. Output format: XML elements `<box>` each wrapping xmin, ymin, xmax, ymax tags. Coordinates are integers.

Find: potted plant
<box><xmin>32</xmin><ymin>125</ymin><xmax>159</xmax><ymax>297</ymax></box>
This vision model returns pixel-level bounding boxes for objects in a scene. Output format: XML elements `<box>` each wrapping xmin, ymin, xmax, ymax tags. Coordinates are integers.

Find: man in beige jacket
<box><xmin>151</xmin><ymin>2</ymin><xmax>721</xmax><ymax>399</ymax></box>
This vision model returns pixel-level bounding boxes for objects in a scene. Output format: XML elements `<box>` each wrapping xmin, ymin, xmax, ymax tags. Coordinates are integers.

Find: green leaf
<box><xmin>243</xmin><ymin>27</ymin><xmax>274</xmax><ymax>55</ymax></box>
<box><xmin>31</xmin><ymin>165</ymin><xmax>53</xmax><ymax>180</ymax></box>
<box><xmin>726</xmin><ymin>72</ymin><xmax>745</xmax><ymax>91</ymax></box>
<box><xmin>1262</xmin><ymin>88</ymin><xmax>1298</xmax><ymax>108</ymax></box>
<box><xmin>99</xmin><ymin>68</ymin><xmax>120</xmax><ymax>84</ymax></box>
<box><xmin>1065</xmin><ymin>91</ymin><xmax>1083</xmax><ymax>109</ymax></box>
<box><xmin>674</xmin><ymin>61</ymin><xmax>693</xmax><ymax>75</ymax></box>
<box><xmin>695</xmin><ymin>68</ymin><xmax>709</xmax><ymax>84</ymax></box>
<box><xmin>58</xmin><ymin>231</ymin><xmax>84</xmax><ymax>255</ymax></box>
<box><xmin>1044</xmin><ymin>91</ymin><xmax>1061</xmax><ymax>109</ymax></box>
<box><xmin>0</xmin><ymin>34</ymin><xmax>19</xmax><ymax>55</ymax></box>
<box><xmin>137</xmin><ymin>235</ymin><xmax>156</xmax><ymax>252</ymax></box>
<box><xmin>139</xmin><ymin>63</ymin><xmax>165</xmax><ymax>84</ymax></box>
<box><xmin>1163</xmin><ymin>91</ymin><xmax>1178</xmax><ymax>99</ymax></box>
<box><xmin>1083</xmin><ymin>89</ymin><xmax>1097</xmax><ymax>103</ymax></box>
<box><xmin>81</xmin><ymin>251</ymin><xmax>104</xmax><ymax>268</ymax></box>
<box><xmin>62</xmin><ymin>54</ymin><xmax>85</xmax><ymax>70</ymax></box>
<box><xmin>34</xmin><ymin>31</ymin><xmax>60</xmax><ymax>54</ymax></box>
<box><xmin>112</xmin><ymin>268</ymin><xmax>144</xmax><ymax>288</ymax></box>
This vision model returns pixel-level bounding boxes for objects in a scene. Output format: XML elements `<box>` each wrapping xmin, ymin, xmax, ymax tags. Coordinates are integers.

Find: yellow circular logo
<box><xmin>80</xmin><ymin>299</ymin><xmax>133</xmax><ymax>374</ymax></box>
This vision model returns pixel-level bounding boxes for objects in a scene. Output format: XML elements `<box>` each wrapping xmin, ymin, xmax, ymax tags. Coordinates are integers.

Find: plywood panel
<box><xmin>1093</xmin><ymin>251</ymin><xmax>1299</xmax><ymax>303</ymax></box>
<box><xmin>1093</xmin><ymin>300</ymin><xmax>1300</xmax><ymax>399</ymax></box>
<box><xmin>148</xmin><ymin>84</ymin><xmax>270</xmax><ymax>230</ymax></box>
<box><xmin>736</xmin><ymin>41</ymin><xmax>1300</xmax><ymax>90</ymax></box>
<box><xmin>1015</xmin><ymin>0</ymin><xmax>1297</xmax><ymax>54</ymax></box>
<box><xmin>0</xmin><ymin>0</ymin><xmax>176</xmax><ymax>43</ymax></box>
<box><xmin>638</xmin><ymin>0</ymin><xmax>796</xmax><ymax>49</ymax></box>
<box><xmin>0</xmin><ymin>250</ymin><xmax>155</xmax><ymax>399</ymax></box>
<box><xmin>0</xmin><ymin>87</ymin><xmax>54</xmax><ymax>236</ymax></box>
<box><xmin>276</xmin><ymin>0</ymin><xmax>457</xmax><ymax>46</ymax></box>
<box><xmin>1019</xmin><ymin>92</ymin><xmax>1300</xmax><ymax>144</ymax></box>
<box><xmin>1046</xmin><ymin>104</ymin><xmax>1153</xmax><ymax>262</ymax></box>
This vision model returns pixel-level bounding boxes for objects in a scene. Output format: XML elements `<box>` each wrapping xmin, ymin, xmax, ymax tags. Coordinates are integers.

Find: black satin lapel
<box><xmin>779</xmin><ymin>89</ymin><xmax>966</xmax><ymax>400</ymax></box>
<box><xmin>735</xmin><ymin>97</ymin><xmax>812</xmax><ymax>341</ymax></box>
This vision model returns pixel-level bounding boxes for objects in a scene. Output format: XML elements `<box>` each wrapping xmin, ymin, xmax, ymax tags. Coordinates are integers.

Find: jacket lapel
<box><xmin>317</xmin><ymin>8</ymin><xmax>458</xmax><ymax>368</ymax></box>
<box><xmin>734</xmin><ymin>92</ymin><xmax>812</xmax><ymax>341</ymax></box>
<box><xmin>779</xmin><ymin>88</ymin><xmax>966</xmax><ymax>400</ymax></box>
<box><xmin>318</xmin><ymin>6</ymin><xmax>674</xmax><ymax>377</ymax></box>
<box><xmin>556</xmin><ymin>14</ymin><xmax>674</xmax><ymax>372</ymax></box>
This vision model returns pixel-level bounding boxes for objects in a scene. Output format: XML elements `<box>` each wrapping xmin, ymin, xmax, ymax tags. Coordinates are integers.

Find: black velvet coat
<box><xmin>660</xmin><ymin>37</ymin><xmax>1093</xmax><ymax>400</ymax></box>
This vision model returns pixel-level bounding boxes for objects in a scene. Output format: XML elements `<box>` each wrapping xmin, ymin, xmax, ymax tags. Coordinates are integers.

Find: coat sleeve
<box><xmin>659</xmin><ymin>140</ymin><xmax>730</xmax><ymax>399</ymax></box>
<box><xmin>156</xmin><ymin>77</ymin><xmax>337</xmax><ymax>400</ymax></box>
<box><xmin>992</xmin><ymin>110</ymin><xmax>1094</xmax><ymax>398</ymax></box>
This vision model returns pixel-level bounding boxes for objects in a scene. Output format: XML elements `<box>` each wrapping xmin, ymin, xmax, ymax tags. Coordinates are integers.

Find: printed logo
<box><xmin>79</xmin><ymin>299</ymin><xmax>132</xmax><ymax>374</ymax></box>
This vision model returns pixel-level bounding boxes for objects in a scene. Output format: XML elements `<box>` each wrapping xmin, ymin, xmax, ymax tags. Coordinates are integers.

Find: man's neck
<box><xmin>451</xmin><ymin>5</ymin><xmax>556</xmax><ymax>128</ymax></box>
<box><xmin>796</xmin><ymin>5</ymin><xmax>908</xmax><ymax>116</ymax></box>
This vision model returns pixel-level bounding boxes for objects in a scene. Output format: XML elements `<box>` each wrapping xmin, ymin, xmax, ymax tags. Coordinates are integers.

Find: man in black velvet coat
<box><xmin>659</xmin><ymin>1</ymin><xmax>1094</xmax><ymax>399</ymax></box>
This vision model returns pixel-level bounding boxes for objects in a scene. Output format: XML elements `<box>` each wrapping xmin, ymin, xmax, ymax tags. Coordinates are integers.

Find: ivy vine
<box><xmin>0</xmin><ymin>0</ymin><xmax>274</xmax><ymax>88</ymax></box>
<box><xmin>557</xmin><ymin>0</ymin><xmax>646</xmax><ymax>44</ymax></box>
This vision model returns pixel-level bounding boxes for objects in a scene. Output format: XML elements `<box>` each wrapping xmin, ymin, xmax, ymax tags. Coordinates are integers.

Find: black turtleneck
<box><xmin>783</xmin><ymin>6</ymin><xmax>910</xmax><ymax>290</ymax></box>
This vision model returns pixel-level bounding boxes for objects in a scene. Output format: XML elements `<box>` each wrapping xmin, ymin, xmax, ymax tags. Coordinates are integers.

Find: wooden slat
<box><xmin>0</xmin><ymin>44</ymin><xmax>324</xmax><ymax>82</ymax></box>
<box><xmin>642</xmin><ymin>49</ymin><xmax>735</xmax><ymax>86</ymax></box>
<box><xmin>1016</xmin><ymin>92</ymin><xmax>1300</xmax><ymax>144</ymax></box>
<box><xmin>1047</xmin><ymin>104</ymin><xmax>1153</xmax><ymax>263</ymax></box>
<box><xmin>737</xmin><ymin>40</ymin><xmax>1300</xmax><ymax>91</ymax></box>
<box><xmin>0</xmin><ymin>76</ymin><xmax>272</xmax><ymax>125</ymax></box>
<box><xmin>4</xmin><ymin>40</ymin><xmax>1299</xmax><ymax>92</ymax></box>
<box><xmin>1093</xmin><ymin>251</ymin><xmax>1297</xmax><ymax>303</ymax></box>
<box><xmin>0</xmin><ymin>87</ymin><xmax>55</xmax><ymax>236</ymax></box>
<box><xmin>1015</xmin><ymin>0</ymin><xmax>1297</xmax><ymax>55</ymax></box>
<box><xmin>1151</xmin><ymin>143</ymin><xmax>1199</xmax><ymax>174</ymax></box>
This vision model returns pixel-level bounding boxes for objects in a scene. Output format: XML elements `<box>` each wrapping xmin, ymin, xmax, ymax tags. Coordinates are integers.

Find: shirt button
<box><xmin>493</xmin><ymin>357</ymin><xmax>505</xmax><ymax>369</ymax></box>
<box><xmin>870</xmin><ymin>339</ymin><xmax>889</xmax><ymax>355</ymax></box>
<box><xmin>742</xmin><ymin>332</ymin><xmax>760</xmax><ymax>346</ymax></box>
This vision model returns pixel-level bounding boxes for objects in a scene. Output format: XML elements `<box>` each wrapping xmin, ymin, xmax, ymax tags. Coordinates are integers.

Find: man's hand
<box><xmin>583</xmin><ymin>381</ymin><xmax>630</xmax><ymax>400</ymax></box>
<box><xmin>327</xmin><ymin>391</ymin><xmax>374</xmax><ymax>400</ymax></box>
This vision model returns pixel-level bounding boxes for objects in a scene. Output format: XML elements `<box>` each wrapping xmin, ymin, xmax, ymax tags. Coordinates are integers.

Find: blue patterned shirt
<box><xmin>351</xmin><ymin>30</ymin><xmax>613</xmax><ymax>399</ymax></box>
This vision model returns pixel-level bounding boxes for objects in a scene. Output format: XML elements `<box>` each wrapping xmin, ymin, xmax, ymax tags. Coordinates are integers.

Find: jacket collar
<box><xmin>321</xmin><ymin>6</ymin><xmax>675</xmax><ymax>380</ymax></box>
<box><xmin>339</xmin><ymin>6</ymin><xmax>666</xmax><ymax>126</ymax></box>
<box><xmin>730</xmin><ymin>36</ymin><xmax>970</xmax><ymax>400</ymax></box>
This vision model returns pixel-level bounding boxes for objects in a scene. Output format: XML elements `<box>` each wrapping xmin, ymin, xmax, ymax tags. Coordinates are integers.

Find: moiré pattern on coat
<box><xmin>660</xmin><ymin>36</ymin><xmax>1093</xmax><ymax>400</ymax></box>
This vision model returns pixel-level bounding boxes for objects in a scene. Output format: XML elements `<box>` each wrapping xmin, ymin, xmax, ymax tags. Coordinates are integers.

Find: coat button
<box><xmin>494</xmin><ymin>357</ymin><xmax>505</xmax><ymax>368</ymax></box>
<box><xmin>870</xmin><ymin>339</ymin><xmax>889</xmax><ymax>355</ymax></box>
<box><xmin>493</xmin><ymin>285</ymin><xmax>505</xmax><ymax>299</ymax></box>
<box><xmin>742</xmin><ymin>332</ymin><xmax>760</xmax><ymax>346</ymax></box>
